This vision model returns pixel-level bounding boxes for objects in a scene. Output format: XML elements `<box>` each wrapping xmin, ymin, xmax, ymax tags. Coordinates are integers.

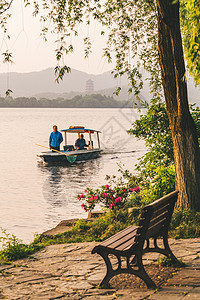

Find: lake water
<box><xmin>0</xmin><ymin>108</ymin><xmax>146</xmax><ymax>243</ymax></box>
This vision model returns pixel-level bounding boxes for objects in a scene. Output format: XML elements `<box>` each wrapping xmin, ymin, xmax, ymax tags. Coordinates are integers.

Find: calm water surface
<box><xmin>0</xmin><ymin>108</ymin><xmax>145</xmax><ymax>242</ymax></box>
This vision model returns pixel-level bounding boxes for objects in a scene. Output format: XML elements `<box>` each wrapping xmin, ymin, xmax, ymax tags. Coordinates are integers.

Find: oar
<box><xmin>35</xmin><ymin>143</ymin><xmax>76</xmax><ymax>157</ymax></box>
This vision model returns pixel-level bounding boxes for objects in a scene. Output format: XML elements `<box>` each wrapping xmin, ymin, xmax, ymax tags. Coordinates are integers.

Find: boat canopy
<box><xmin>61</xmin><ymin>126</ymin><xmax>101</xmax><ymax>134</ymax></box>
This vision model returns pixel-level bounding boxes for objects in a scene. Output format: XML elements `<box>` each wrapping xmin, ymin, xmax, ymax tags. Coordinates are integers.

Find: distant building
<box><xmin>85</xmin><ymin>79</ymin><xmax>94</xmax><ymax>94</ymax></box>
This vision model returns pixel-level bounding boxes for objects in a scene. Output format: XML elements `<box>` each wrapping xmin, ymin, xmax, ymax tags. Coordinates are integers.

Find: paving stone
<box><xmin>159</xmin><ymin>286</ymin><xmax>193</xmax><ymax>293</ymax></box>
<box><xmin>81</xmin><ymin>295</ymin><xmax>115</xmax><ymax>300</ymax></box>
<box><xmin>117</xmin><ymin>289</ymin><xmax>155</xmax><ymax>299</ymax></box>
<box><xmin>184</xmin><ymin>294</ymin><xmax>200</xmax><ymax>299</ymax></box>
<box><xmin>149</xmin><ymin>293</ymin><xmax>185</xmax><ymax>299</ymax></box>
<box><xmin>87</xmin><ymin>271</ymin><xmax>106</xmax><ymax>283</ymax></box>
<box><xmin>190</xmin><ymin>287</ymin><xmax>200</xmax><ymax>292</ymax></box>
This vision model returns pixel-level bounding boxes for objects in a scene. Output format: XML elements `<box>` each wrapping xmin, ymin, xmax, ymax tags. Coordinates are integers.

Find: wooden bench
<box><xmin>92</xmin><ymin>191</ymin><xmax>179</xmax><ymax>289</ymax></box>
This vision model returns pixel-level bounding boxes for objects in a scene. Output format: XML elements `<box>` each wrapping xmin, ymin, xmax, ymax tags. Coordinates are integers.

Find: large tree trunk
<box><xmin>156</xmin><ymin>0</ymin><xmax>200</xmax><ymax>210</ymax></box>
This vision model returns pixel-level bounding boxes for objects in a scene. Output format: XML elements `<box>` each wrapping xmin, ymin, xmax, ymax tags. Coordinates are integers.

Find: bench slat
<box><xmin>145</xmin><ymin>191</ymin><xmax>178</xmax><ymax>209</ymax></box>
<box><xmin>150</xmin><ymin>201</ymin><xmax>170</xmax><ymax>212</ymax></box>
<box><xmin>149</xmin><ymin>211</ymin><xmax>168</xmax><ymax>228</ymax></box>
<box><xmin>100</xmin><ymin>226</ymin><xmax>138</xmax><ymax>247</ymax></box>
<box><xmin>151</xmin><ymin>203</ymin><xmax>170</xmax><ymax>219</ymax></box>
<box><xmin>103</xmin><ymin>229</ymin><xmax>138</xmax><ymax>250</ymax></box>
<box><xmin>115</xmin><ymin>235</ymin><xmax>139</xmax><ymax>251</ymax></box>
<box><xmin>146</xmin><ymin>218</ymin><xmax>167</xmax><ymax>238</ymax></box>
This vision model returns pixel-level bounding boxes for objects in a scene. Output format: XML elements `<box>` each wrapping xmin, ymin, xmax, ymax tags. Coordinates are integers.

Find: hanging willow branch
<box><xmin>0</xmin><ymin>0</ymin><xmax>14</xmax><ymax>15</ymax></box>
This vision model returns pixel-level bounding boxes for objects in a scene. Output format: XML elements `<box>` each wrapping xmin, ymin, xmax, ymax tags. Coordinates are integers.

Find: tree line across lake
<box><xmin>0</xmin><ymin>94</ymin><xmax>141</xmax><ymax>108</ymax></box>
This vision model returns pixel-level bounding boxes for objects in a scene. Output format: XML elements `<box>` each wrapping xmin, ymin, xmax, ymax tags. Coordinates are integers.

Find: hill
<box><xmin>0</xmin><ymin>68</ymin><xmax>128</xmax><ymax>98</ymax></box>
<box><xmin>0</xmin><ymin>68</ymin><xmax>199</xmax><ymax>104</ymax></box>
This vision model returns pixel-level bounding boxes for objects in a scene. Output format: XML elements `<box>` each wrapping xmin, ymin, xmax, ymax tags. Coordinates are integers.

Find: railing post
<box><xmin>89</xmin><ymin>131</ymin><xmax>93</xmax><ymax>149</ymax></box>
<box><xmin>97</xmin><ymin>132</ymin><xmax>100</xmax><ymax>149</ymax></box>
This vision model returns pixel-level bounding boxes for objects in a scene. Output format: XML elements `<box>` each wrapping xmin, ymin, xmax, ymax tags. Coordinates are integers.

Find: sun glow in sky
<box><xmin>0</xmin><ymin>1</ymin><xmax>115</xmax><ymax>74</ymax></box>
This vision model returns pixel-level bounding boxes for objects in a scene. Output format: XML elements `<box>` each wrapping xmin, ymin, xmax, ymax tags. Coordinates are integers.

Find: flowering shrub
<box><xmin>77</xmin><ymin>183</ymin><xmax>140</xmax><ymax>212</ymax></box>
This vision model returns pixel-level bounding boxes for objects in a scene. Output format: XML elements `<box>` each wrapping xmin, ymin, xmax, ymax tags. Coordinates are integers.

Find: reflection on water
<box><xmin>43</xmin><ymin>167</ymin><xmax>64</xmax><ymax>207</ymax></box>
<box><xmin>39</xmin><ymin>158</ymin><xmax>102</xmax><ymax>208</ymax></box>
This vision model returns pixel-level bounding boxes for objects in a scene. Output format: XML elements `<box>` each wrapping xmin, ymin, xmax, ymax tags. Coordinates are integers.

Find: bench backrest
<box><xmin>134</xmin><ymin>191</ymin><xmax>178</xmax><ymax>248</ymax></box>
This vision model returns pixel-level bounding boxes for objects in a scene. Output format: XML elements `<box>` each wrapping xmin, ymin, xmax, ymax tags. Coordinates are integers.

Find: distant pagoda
<box><xmin>85</xmin><ymin>79</ymin><xmax>94</xmax><ymax>94</ymax></box>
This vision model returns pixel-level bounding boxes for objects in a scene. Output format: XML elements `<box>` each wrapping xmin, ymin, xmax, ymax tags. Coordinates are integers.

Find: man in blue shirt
<box><xmin>49</xmin><ymin>125</ymin><xmax>63</xmax><ymax>151</ymax></box>
<box><xmin>75</xmin><ymin>134</ymin><xmax>88</xmax><ymax>150</ymax></box>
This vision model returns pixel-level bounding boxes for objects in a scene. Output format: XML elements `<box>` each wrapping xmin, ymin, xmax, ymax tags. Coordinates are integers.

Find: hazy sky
<box><xmin>0</xmin><ymin>1</ymin><xmax>115</xmax><ymax>74</ymax></box>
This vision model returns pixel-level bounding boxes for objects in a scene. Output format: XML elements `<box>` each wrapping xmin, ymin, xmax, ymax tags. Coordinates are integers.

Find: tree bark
<box><xmin>156</xmin><ymin>0</ymin><xmax>200</xmax><ymax>210</ymax></box>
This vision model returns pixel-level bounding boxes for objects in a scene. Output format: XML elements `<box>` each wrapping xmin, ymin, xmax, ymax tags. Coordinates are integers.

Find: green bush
<box><xmin>140</xmin><ymin>165</ymin><xmax>175</xmax><ymax>204</ymax></box>
<box><xmin>128</xmin><ymin>101</ymin><xmax>174</xmax><ymax>173</ymax></box>
<box><xmin>170</xmin><ymin>209</ymin><xmax>200</xmax><ymax>239</ymax></box>
<box><xmin>0</xmin><ymin>229</ymin><xmax>43</xmax><ymax>262</ymax></box>
<box><xmin>128</xmin><ymin>101</ymin><xmax>200</xmax><ymax>182</ymax></box>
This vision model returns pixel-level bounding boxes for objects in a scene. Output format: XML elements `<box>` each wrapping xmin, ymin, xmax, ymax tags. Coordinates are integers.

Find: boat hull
<box><xmin>37</xmin><ymin>149</ymin><xmax>101</xmax><ymax>164</ymax></box>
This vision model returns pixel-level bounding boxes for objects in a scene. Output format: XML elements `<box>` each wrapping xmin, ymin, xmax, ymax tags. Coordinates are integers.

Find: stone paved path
<box><xmin>0</xmin><ymin>238</ymin><xmax>200</xmax><ymax>299</ymax></box>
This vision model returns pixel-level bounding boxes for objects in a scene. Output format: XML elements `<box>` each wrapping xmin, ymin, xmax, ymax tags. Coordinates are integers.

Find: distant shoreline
<box><xmin>0</xmin><ymin>94</ymin><xmax>143</xmax><ymax>109</ymax></box>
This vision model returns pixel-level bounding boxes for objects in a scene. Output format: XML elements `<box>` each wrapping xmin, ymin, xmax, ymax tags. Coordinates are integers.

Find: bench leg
<box><xmin>97</xmin><ymin>251</ymin><xmax>116</xmax><ymax>287</ymax></box>
<box><xmin>143</xmin><ymin>237</ymin><xmax>179</xmax><ymax>265</ymax></box>
<box><xmin>163</xmin><ymin>236</ymin><xmax>179</xmax><ymax>264</ymax></box>
<box><xmin>134</xmin><ymin>253</ymin><xmax>157</xmax><ymax>289</ymax></box>
<box><xmin>96</xmin><ymin>250</ymin><xmax>157</xmax><ymax>289</ymax></box>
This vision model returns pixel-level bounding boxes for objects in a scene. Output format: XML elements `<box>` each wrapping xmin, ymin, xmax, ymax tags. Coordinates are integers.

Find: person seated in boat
<box><xmin>49</xmin><ymin>125</ymin><xmax>63</xmax><ymax>151</ymax></box>
<box><xmin>75</xmin><ymin>134</ymin><xmax>88</xmax><ymax>150</ymax></box>
<box><xmin>87</xmin><ymin>141</ymin><xmax>93</xmax><ymax>150</ymax></box>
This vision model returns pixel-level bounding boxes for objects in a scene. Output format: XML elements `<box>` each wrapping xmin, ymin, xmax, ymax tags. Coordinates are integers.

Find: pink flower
<box><xmin>130</xmin><ymin>188</ymin><xmax>134</xmax><ymax>192</ymax></box>
<box><xmin>102</xmin><ymin>193</ymin><xmax>108</xmax><ymax>198</ymax></box>
<box><xmin>77</xmin><ymin>194</ymin><xmax>84</xmax><ymax>199</ymax></box>
<box><xmin>115</xmin><ymin>197</ymin><xmax>122</xmax><ymax>203</ymax></box>
<box><xmin>85</xmin><ymin>190</ymin><xmax>87</xmax><ymax>193</ymax></box>
<box><xmin>105</xmin><ymin>185</ymin><xmax>109</xmax><ymax>189</ymax></box>
<box><xmin>81</xmin><ymin>203</ymin><xmax>85</xmax><ymax>208</ymax></box>
<box><xmin>111</xmin><ymin>190</ymin><xmax>114</xmax><ymax>193</ymax></box>
<box><xmin>109</xmin><ymin>203</ymin><xmax>115</xmax><ymax>209</ymax></box>
<box><xmin>133</xmin><ymin>186</ymin><xmax>140</xmax><ymax>192</ymax></box>
<box><xmin>94</xmin><ymin>195</ymin><xmax>98</xmax><ymax>200</ymax></box>
<box><xmin>124</xmin><ymin>189</ymin><xmax>126</xmax><ymax>192</ymax></box>
<box><xmin>120</xmin><ymin>189</ymin><xmax>123</xmax><ymax>192</ymax></box>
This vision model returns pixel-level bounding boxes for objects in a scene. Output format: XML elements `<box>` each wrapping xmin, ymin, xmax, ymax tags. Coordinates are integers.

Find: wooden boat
<box><xmin>37</xmin><ymin>126</ymin><xmax>102</xmax><ymax>164</ymax></box>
